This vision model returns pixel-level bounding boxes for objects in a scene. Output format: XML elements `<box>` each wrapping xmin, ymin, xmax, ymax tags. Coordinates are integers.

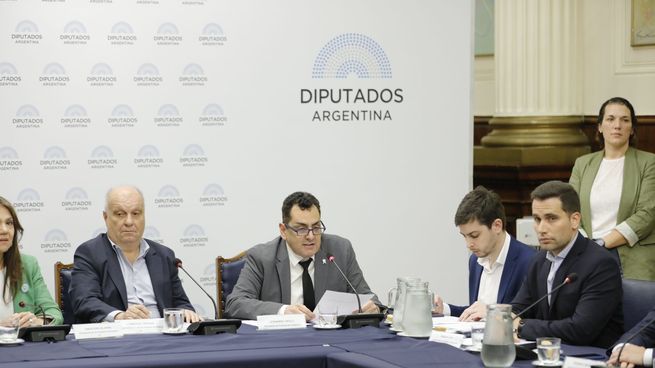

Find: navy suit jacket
<box><xmin>615</xmin><ymin>307</ymin><xmax>655</xmax><ymax>348</ymax></box>
<box><xmin>511</xmin><ymin>232</ymin><xmax>623</xmax><ymax>348</ymax></box>
<box><xmin>70</xmin><ymin>234</ymin><xmax>194</xmax><ymax>323</ymax></box>
<box><xmin>450</xmin><ymin>236</ymin><xmax>535</xmax><ymax>317</ymax></box>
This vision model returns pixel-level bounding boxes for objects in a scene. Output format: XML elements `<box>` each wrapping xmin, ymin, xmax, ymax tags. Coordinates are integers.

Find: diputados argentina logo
<box><xmin>301</xmin><ymin>33</ymin><xmax>403</xmax><ymax>123</ymax></box>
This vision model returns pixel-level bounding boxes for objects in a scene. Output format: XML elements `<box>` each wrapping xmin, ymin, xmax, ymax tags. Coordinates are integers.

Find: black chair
<box><xmin>216</xmin><ymin>252</ymin><xmax>247</xmax><ymax>319</ymax></box>
<box><xmin>622</xmin><ymin>278</ymin><xmax>655</xmax><ymax>331</ymax></box>
<box><xmin>54</xmin><ymin>262</ymin><xmax>74</xmax><ymax>325</ymax></box>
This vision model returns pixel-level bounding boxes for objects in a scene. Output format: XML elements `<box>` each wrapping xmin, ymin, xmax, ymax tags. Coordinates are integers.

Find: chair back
<box><xmin>54</xmin><ymin>261</ymin><xmax>74</xmax><ymax>325</ymax></box>
<box><xmin>216</xmin><ymin>252</ymin><xmax>247</xmax><ymax>318</ymax></box>
<box><xmin>622</xmin><ymin>278</ymin><xmax>655</xmax><ymax>331</ymax></box>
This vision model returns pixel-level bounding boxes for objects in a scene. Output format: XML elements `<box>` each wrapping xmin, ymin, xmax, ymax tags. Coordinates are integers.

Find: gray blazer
<box><xmin>225</xmin><ymin>234</ymin><xmax>379</xmax><ymax>320</ymax></box>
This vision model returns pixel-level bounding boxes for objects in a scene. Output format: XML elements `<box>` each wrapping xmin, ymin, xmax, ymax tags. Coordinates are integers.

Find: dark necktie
<box><xmin>299</xmin><ymin>259</ymin><xmax>315</xmax><ymax>311</ymax></box>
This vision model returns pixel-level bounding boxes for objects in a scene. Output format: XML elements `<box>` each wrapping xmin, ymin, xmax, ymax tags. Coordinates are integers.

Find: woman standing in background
<box><xmin>570</xmin><ymin>97</ymin><xmax>655</xmax><ymax>281</ymax></box>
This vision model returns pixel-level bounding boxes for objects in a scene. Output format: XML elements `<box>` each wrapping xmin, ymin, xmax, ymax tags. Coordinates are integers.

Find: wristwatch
<box><xmin>594</xmin><ymin>238</ymin><xmax>606</xmax><ymax>248</ymax></box>
<box><xmin>516</xmin><ymin>319</ymin><xmax>525</xmax><ymax>338</ymax></box>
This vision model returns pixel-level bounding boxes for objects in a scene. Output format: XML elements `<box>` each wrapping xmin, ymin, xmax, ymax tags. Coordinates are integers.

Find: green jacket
<box><xmin>570</xmin><ymin>147</ymin><xmax>655</xmax><ymax>281</ymax></box>
<box><xmin>11</xmin><ymin>254</ymin><xmax>64</xmax><ymax>325</ymax></box>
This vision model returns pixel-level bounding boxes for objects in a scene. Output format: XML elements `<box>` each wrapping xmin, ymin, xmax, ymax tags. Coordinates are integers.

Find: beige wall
<box><xmin>474</xmin><ymin>0</ymin><xmax>655</xmax><ymax>117</ymax></box>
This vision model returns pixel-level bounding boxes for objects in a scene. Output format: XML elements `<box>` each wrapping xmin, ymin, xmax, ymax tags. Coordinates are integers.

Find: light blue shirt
<box><xmin>104</xmin><ymin>238</ymin><xmax>161</xmax><ymax>322</ymax></box>
<box><xmin>545</xmin><ymin>232</ymin><xmax>578</xmax><ymax>305</ymax></box>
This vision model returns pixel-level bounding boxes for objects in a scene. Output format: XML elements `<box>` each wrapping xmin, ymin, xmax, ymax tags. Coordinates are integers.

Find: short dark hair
<box><xmin>530</xmin><ymin>181</ymin><xmax>580</xmax><ymax>215</ymax></box>
<box><xmin>596</xmin><ymin>96</ymin><xmax>637</xmax><ymax>148</ymax></box>
<box><xmin>282</xmin><ymin>192</ymin><xmax>321</xmax><ymax>223</ymax></box>
<box><xmin>454</xmin><ymin>186</ymin><xmax>506</xmax><ymax>230</ymax></box>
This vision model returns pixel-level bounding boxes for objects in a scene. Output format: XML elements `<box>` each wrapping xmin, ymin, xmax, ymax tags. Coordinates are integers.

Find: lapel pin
<box><xmin>322</xmin><ymin>258</ymin><xmax>326</xmax><ymax>264</ymax></box>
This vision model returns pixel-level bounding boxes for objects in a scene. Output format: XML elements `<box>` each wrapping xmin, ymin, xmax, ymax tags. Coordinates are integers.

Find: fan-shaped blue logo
<box><xmin>180</xmin><ymin>144</ymin><xmax>207</xmax><ymax>167</ymax></box>
<box><xmin>158</xmin><ymin>185</ymin><xmax>180</xmax><ymax>197</ymax></box>
<box><xmin>91</xmin><ymin>145</ymin><xmax>114</xmax><ymax>157</ymax></box>
<box><xmin>199</xmin><ymin>23</ymin><xmax>227</xmax><ymax>46</ymax></box>
<box><xmin>200</xmin><ymin>183</ymin><xmax>228</xmax><ymax>207</ymax></box>
<box><xmin>180</xmin><ymin>63</ymin><xmax>207</xmax><ymax>86</ymax></box>
<box><xmin>45</xmin><ymin>229</ymin><xmax>68</xmax><ymax>242</ymax></box>
<box><xmin>64</xmin><ymin>105</ymin><xmax>87</xmax><ymax>116</ymax></box>
<box><xmin>41</xmin><ymin>148</ymin><xmax>70</xmax><ymax>167</ymax></box>
<box><xmin>88</xmin><ymin>63</ymin><xmax>117</xmax><ymax>86</ymax></box>
<box><xmin>13</xmin><ymin>104</ymin><xmax>42</xmax><ymax>128</ymax></box>
<box><xmin>0</xmin><ymin>146</ymin><xmax>22</xmax><ymax>171</ymax></box>
<box><xmin>0</xmin><ymin>63</ymin><xmax>21</xmax><ymax>85</ymax></box>
<box><xmin>42</xmin><ymin>229</ymin><xmax>72</xmax><ymax>253</ymax></box>
<box><xmin>0</xmin><ymin>147</ymin><xmax>19</xmax><ymax>159</ymax></box>
<box><xmin>144</xmin><ymin>226</ymin><xmax>164</xmax><ymax>243</ymax></box>
<box><xmin>88</xmin><ymin>146</ymin><xmax>117</xmax><ymax>169</ymax></box>
<box><xmin>134</xmin><ymin>63</ymin><xmax>162</xmax><ymax>86</ymax></box>
<box><xmin>61</xmin><ymin>21</ymin><xmax>90</xmax><ymax>44</ymax></box>
<box><xmin>64</xmin><ymin>21</ymin><xmax>87</xmax><ymax>33</ymax></box>
<box><xmin>199</xmin><ymin>104</ymin><xmax>227</xmax><ymax>126</ymax></box>
<box><xmin>62</xmin><ymin>187</ymin><xmax>92</xmax><ymax>211</ymax></box>
<box><xmin>112</xmin><ymin>22</ymin><xmax>134</xmax><ymax>34</ymax></box>
<box><xmin>180</xmin><ymin>224</ymin><xmax>208</xmax><ymax>248</ymax></box>
<box><xmin>16</xmin><ymin>104</ymin><xmax>39</xmax><ymax>116</ymax></box>
<box><xmin>41</xmin><ymin>146</ymin><xmax>70</xmax><ymax>170</ymax></box>
<box><xmin>40</xmin><ymin>63</ymin><xmax>69</xmax><ymax>86</ymax></box>
<box><xmin>43</xmin><ymin>62</ymin><xmax>66</xmax><ymax>75</ymax></box>
<box><xmin>134</xmin><ymin>145</ymin><xmax>163</xmax><ymax>168</ymax></box>
<box><xmin>17</xmin><ymin>188</ymin><xmax>39</xmax><ymax>201</ymax></box>
<box><xmin>65</xmin><ymin>187</ymin><xmax>88</xmax><ymax>200</ymax></box>
<box><xmin>14</xmin><ymin>188</ymin><xmax>43</xmax><ymax>212</ymax></box>
<box><xmin>15</xmin><ymin>20</ymin><xmax>39</xmax><ymax>33</ymax></box>
<box><xmin>158</xmin><ymin>23</ymin><xmax>178</xmax><ymax>34</ymax></box>
<box><xmin>109</xmin><ymin>104</ymin><xmax>137</xmax><ymax>127</ymax></box>
<box><xmin>13</xmin><ymin>20</ymin><xmax>41</xmax><ymax>44</ymax></box>
<box><xmin>155</xmin><ymin>185</ymin><xmax>183</xmax><ymax>208</ymax></box>
<box><xmin>109</xmin><ymin>22</ymin><xmax>137</xmax><ymax>45</ymax></box>
<box><xmin>61</xmin><ymin>104</ymin><xmax>90</xmax><ymax>128</ymax></box>
<box><xmin>155</xmin><ymin>23</ymin><xmax>182</xmax><ymax>45</ymax></box>
<box><xmin>155</xmin><ymin>104</ymin><xmax>182</xmax><ymax>127</ymax></box>
<box><xmin>200</xmin><ymin>262</ymin><xmax>216</xmax><ymax>287</ymax></box>
<box><xmin>13</xmin><ymin>104</ymin><xmax>43</xmax><ymax>128</ymax></box>
<box><xmin>44</xmin><ymin>146</ymin><xmax>67</xmax><ymax>159</ymax></box>
<box><xmin>90</xmin><ymin>63</ymin><xmax>113</xmax><ymax>75</ymax></box>
<box><xmin>312</xmin><ymin>33</ymin><xmax>392</xmax><ymax>79</ymax></box>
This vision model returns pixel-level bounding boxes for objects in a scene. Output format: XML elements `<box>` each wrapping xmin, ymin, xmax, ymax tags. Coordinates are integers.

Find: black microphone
<box><xmin>615</xmin><ymin>315</ymin><xmax>655</xmax><ymax>364</ymax></box>
<box><xmin>326</xmin><ymin>254</ymin><xmax>383</xmax><ymax>329</ymax></box>
<box><xmin>175</xmin><ymin>258</ymin><xmax>242</xmax><ymax>335</ymax></box>
<box><xmin>174</xmin><ymin>258</ymin><xmax>218</xmax><ymax>320</ymax></box>
<box><xmin>18</xmin><ymin>301</ymin><xmax>47</xmax><ymax>324</ymax></box>
<box><xmin>327</xmin><ymin>254</ymin><xmax>362</xmax><ymax>313</ymax></box>
<box><xmin>513</xmin><ymin>273</ymin><xmax>578</xmax><ymax>320</ymax></box>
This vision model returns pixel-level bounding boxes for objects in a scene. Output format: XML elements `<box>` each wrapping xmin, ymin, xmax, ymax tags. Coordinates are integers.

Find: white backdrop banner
<box><xmin>1</xmin><ymin>0</ymin><xmax>473</xmax><ymax>318</ymax></box>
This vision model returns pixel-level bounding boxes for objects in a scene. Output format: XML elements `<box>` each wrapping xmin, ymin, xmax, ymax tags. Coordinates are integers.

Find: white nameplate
<box><xmin>115</xmin><ymin>318</ymin><xmax>166</xmax><ymax>335</ymax></box>
<box><xmin>563</xmin><ymin>357</ymin><xmax>607</xmax><ymax>368</ymax></box>
<box><xmin>429</xmin><ymin>330</ymin><xmax>465</xmax><ymax>348</ymax></box>
<box><xmin>257</xmin><ymin>314</ymin><xmax>306</xmax><ymax>330</ymax></box>
<box><xmin>72</xmin><ymin>323</ymin><xmax>124</xmax><ymax>340</ymax></box>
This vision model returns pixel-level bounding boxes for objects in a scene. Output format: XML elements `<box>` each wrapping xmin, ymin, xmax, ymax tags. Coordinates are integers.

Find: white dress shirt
<box><xmin>278</xmin><ymin>242</ymin><xmax>315</xmax><ymax>314</ymax></box>
<box><xmin>0</xmin><ymin>268</ymin><xmax>14</xmax><ymax>321</ymax></box>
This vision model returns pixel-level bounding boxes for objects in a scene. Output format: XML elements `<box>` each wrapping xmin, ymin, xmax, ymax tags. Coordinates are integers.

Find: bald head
<box><xmin>103</xmin><ymin>186</ymin><xmax>145</xmax><ymax>249</ymax></box>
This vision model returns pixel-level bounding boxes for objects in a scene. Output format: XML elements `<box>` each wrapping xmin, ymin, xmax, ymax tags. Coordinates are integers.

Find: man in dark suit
<box><xmin>225</xmin><ymin>191</ymin><xmax>381</xmax><ymax>321</ymax></box>
<box><xmin>436</xmin><ymin>186</ymin><xmax>536</xmax><ymax>320</ymax></box>
<box><xmin>607</xmin><ymin>307</ymin><xmax>655</xmax><ymax>367</ymax></box>
<box><xmin>511</xmin><ymin>181</ymin><xmax>623</xmax><ymax>348</ymax></box>
<box><xmin>70</xmin><ymin>186</ymin><xmax>200</xmax><ymax>323</ymax></box>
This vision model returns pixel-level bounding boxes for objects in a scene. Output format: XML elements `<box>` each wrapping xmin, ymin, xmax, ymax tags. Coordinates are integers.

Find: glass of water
<box><xmin>0</xmin><ymin>318</ymin><xmax>19</xmax><ymax>342</ymax></box>
<box><xmin>163</xmin><ymin>308</ymin><xmax>185</xmax><ymax>333</ymax></box>
<box><xmin>536</xmin><ymin>337</ymin><xmax>561</xmax><ymax>365</ymax></box>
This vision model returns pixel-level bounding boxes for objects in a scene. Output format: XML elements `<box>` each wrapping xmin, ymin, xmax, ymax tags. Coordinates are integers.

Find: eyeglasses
<box><xmin>284</xmin><ymin>221</ymin><xmax>326</xmax><ymax>237</ymax></box>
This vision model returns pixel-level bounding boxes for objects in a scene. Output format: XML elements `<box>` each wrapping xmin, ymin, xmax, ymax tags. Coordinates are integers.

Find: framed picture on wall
<box><xmin>631</xmin><ymin>0</ymin><xmax>655</xmax><ymax>46</ymax></box>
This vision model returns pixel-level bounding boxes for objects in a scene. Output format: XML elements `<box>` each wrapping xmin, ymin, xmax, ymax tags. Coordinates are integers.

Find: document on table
<box><xmin>315</xmin><ymin>290</ymin><xmax>374</xmax><ymax>315</ymax></box>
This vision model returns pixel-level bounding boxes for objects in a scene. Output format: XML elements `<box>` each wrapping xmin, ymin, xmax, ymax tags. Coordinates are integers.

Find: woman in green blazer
<box><xmin>0</xmin><ymin>196</ymin><xmax>63</xmax><ymax>326</ymax></box>
<box><xmin>570</xmin><ymin>97</ymin><xmax>655</xmax><ymax>281</ymax></box>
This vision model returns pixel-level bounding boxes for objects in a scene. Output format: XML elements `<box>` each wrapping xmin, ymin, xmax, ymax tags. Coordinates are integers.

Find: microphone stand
<box><xmin>327</xmin><ymin>255</ymin><xmax>383</xmax><ymax>329</ymax></box>
<box><xmin>175</xmin><ymin>258</ymin><xmax>241</xmax><ymax>335</ymax></box>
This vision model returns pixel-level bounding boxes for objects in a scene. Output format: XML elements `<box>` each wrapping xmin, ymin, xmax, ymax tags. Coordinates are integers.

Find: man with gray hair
<box><xmin>71</xmin><ymin>185</ymin><xmax>200</xmax><ymax>323</ymax></box>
